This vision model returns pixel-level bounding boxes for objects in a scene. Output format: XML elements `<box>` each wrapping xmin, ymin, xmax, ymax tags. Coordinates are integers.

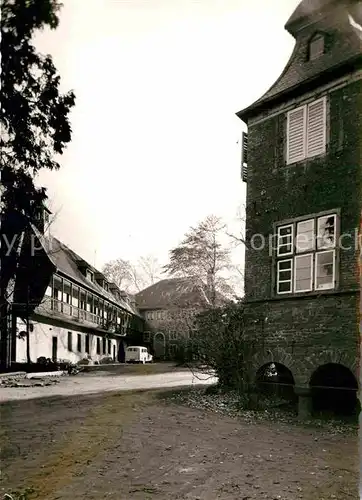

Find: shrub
<box><xmin>78</xmin><ymin>358</ymin><xmax>90</xmax><ymax>365</ymax></box>
<box><xmin>192</xmin><ymin>300</ymin><xmax>257</xmax><ymax>403</ymax></box>
<box><xmin>99</xmin><ymin>356</ymin><xmax>113</xmax><ymax>365</ymax></box>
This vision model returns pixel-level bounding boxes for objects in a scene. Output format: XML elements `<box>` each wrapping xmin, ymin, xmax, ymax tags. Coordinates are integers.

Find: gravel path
<box><xmin>0</xmin><ymin>370</ymin><xmax>217</xmax><ymax>402</ymax></box>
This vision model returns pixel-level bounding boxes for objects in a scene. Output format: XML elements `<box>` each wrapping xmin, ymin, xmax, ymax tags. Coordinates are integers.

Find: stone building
<box><xmin>237</xmin><ymin>0</ymin><xmax>361</xmax><ymax>417</ymax></box>
<box><xmin>135</xmin><ymin>277</ymin><xmax>227</xmax><ymax>359</ymax></box>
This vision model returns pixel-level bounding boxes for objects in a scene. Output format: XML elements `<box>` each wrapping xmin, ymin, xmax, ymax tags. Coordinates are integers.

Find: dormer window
<box><xmin>309</xmin><ymin>33</ymin><xmax>325</xmax><ymax>61</ymax></box>
<box><xmin>86</xmin><ymin>270</ymin><xmax>94</xmax><ymax>282</ymax></box>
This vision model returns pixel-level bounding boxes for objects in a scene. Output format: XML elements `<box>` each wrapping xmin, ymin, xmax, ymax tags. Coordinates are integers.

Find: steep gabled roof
<box><xmin>47</xmin><ymin>236</ymin><xmax>141</xmax><ymax>317</ymax></box>
<box><xmin>135</xmin><ymin>277</ymin><xmax>227</xmax><ymax>310</ymax></box>
<box><xmin>237</xmin><ymin>0</ymin><xmax>362</xmax><ymax>123</ymax></box>
<box><xmin>285</xmin><ymin>0</ymin><xmax>339</xmax><ymax>34</ymax></box>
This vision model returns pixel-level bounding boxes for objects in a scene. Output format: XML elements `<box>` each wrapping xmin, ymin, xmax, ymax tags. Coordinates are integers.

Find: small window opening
<box><xmin>309</xmin><ymin>34</ymin><xmax>324</xmax><ymax>61</ymax></box>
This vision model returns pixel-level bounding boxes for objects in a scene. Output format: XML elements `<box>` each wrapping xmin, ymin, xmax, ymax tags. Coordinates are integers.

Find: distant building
<box><xmin>135</xmin><ymin>277</ymin><xmax>227</xmax><ymax>359</ymax></box>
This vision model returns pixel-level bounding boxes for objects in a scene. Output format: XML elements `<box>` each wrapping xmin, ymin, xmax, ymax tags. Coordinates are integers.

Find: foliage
<box><xmin>102</xmin><ymin>255</ymin><xmax>163</xmax><ymax>293</ymax></box>
<box><xmin>170</xmin><ymin>338</ymin><xmax>195</xmax><ymax>365</ymax></box>
<box><xmin>164</xmin><ymin>215</ymin><xmax>235</xmax><ymax>305</ymax></box>
<box><xmin>99</xmin><ymin>356</ymin><xmax>114</xmax><ymax>365</ymax></box>
<box><xmin>78</xmin><ymin>358</ymin><xmax>90</xmax><ymax>365</ymax></box>
<box><xmin>3</xmin><ymin>487</ymin><xmax>35</xmax><ymax>500</ymax></box>
<box><xmin>191</xmin><ymin>300</ymin><xmax>257</xmax><ymax>401</ymax></box>
<box><xmin>35</xmin><ymin>356</ymin><xmax>78</xmax><ymax>373</ymax></box>
<box><xmin>0</xmin><ymin>0</ymin><xmax>75</xmax><ymax>367</ymax></box>
<box><xmin>161</xmin><ymin>387</ymin><xmax>358</xmax><ymax>433</ymax></box>
<box><xmin>1</xmin><ymin>0</ymin><xmax>75</xmax><ymax>214</ymax></box>
<box><xmin>102</xmin><ymin>258</ymin><xmax>134</xmax><ymax>290</ymax></box>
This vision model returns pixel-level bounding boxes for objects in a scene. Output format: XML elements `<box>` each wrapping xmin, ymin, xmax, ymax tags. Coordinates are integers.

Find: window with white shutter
<box><xmin>306</xmin><ymin>97</ymin><xmax>326</xmax><ymax>158</ymax></box>
<box><xmin>286</xmin><ymin>96</ymin><xmax>327</xmax><ymax>164</ymax></box>
<box><xmin>286</xmin><ymin>105</ymin><xmax>306</xmax><ymax>164</ymax></box>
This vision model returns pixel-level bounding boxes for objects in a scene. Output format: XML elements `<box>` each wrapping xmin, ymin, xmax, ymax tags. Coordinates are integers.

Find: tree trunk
<box><xmin>26</xmin><ymin>329</ymin><xmax>31</xmax><ymax>364</ymax></box>
<box><xmin>0</xmin><ymin>295</ymin><xmax>11</xmax><ymax>371</ymax></box>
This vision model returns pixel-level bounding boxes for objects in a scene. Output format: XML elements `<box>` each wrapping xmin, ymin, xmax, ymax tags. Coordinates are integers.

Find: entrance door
<box><xmin>153</xmin><ymin>332</ymin><xmax>165</xmax><ymax>359</ymax></box>
<box><xmin>52</xmin><ymin>336</ymin><xmax>58</xmax><ymax>362</ymax></box>
<box><xmin>113</xmin><ymin>345</ymin><xmax>116</xmax><ymax>361</ymax></box>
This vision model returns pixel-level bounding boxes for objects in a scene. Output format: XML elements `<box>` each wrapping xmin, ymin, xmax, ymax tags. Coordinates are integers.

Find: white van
<box><xmin>125</xmin><ymin>346</ymin><xmax>153</xmax><ymax>364</ymax></box>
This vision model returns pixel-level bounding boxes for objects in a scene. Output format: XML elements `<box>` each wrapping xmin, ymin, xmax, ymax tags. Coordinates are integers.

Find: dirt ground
<box><xmin>0</xmin><ymin>389</ymin><xmax>358</xmax><ymax>500</ymax></box>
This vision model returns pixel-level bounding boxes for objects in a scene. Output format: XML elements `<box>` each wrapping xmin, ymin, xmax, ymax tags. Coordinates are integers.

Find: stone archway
<box><xmin>255</xmin><ymin>362</ymin><xmax>297</xmax><ymax>408</ymax></box>
<box><xmin>296</xmin><ymin>349</ymin><xmax>358</xmax><ymax>386</ymax></box>
<box><xmin>252</xmin><ymin>347</ymin><xmax>300</xmax><ymax>382</ymax></box>
<box><xmin>153</xmin><ymin>332</ymin><xmax>165</xmax><ymax>359</ymax></box>
<box><xmin>309</xmin><ymin>363</ymin><xmax>359</xmax><ymax>417</ymax></box>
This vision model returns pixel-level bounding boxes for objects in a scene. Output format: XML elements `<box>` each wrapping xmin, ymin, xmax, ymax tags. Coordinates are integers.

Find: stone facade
<box><xmin>237</xmin><ymin>0</ymin><xmax>362</xmax><ymax>415</ymax></box>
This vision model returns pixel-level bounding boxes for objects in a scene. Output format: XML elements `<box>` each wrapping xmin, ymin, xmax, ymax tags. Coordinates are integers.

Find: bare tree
<box><xmin>225</xmin><ymin>204</ymin><xmax>247</xmax><ymax>248</ymax></box>
<box><xmin>164</xmin><ymin>215</ymin><xmax>235</xmax><ymax>306</ymax></box>
<box><xmin>102</xmin><ymin>258</ymin><xmax>133</xmax><ymax>291</ymax></box>
<box><xmin>127</xmin><ymin>262</ymin><xmax>146</xmax><ymax>293</ymax></box>
<box><xmin>138</xmin><ymin>255</ymin><xmax>162</xmax><ymax>285</ymax></box>
<box><xmin>103</xmin><ymin>254</ymin><xmax>164</xmax><ymax>294</ymax></box>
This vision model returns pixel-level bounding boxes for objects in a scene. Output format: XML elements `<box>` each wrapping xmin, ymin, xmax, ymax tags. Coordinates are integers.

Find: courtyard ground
<box><xmin>0</xmin><ymin>388</ymin><xmax>358</xmax><ymax>500</ymax></box>
<box><xmin>0</xmin><ymin>368</ymin><xmax>216</xmax><ymax>402</ymax></box>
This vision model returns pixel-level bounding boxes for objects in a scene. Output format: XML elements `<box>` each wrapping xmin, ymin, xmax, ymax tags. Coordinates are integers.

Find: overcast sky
<box><xmin>35</xmin><ymin>0</ymin><xmax>300</xmax><ymax>271</ymax></box>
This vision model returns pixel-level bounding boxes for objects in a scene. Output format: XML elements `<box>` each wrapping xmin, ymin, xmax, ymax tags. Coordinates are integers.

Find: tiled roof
<box><xmin>237</xmin><ymin>0</ymin><xmax>362</xmax><ymax>122</ymax></box>
<box><xmin>47</xmin><ymin>236</ymin><xmax>141</xmax><ymax>317</ymax></box>
<box><xmin>285</xmin><ymin>0</ymin><xmax>338</xmax><ymax>32</ymax></box>
<box><xmin>135</xmin><ymin>278</ymin><xmax>214</xmax><ymax>310</ymax></box>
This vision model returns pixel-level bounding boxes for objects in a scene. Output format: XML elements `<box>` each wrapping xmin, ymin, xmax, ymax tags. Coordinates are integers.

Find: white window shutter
<box><xmin>306</xmin><ymin>97</ymin><xmax>326</xmax><ymax>157</ymax></box>
<box><xmin>287</xmin><ymin>106</ymin><xmax>306</xmax><ymax>164</ymax></box>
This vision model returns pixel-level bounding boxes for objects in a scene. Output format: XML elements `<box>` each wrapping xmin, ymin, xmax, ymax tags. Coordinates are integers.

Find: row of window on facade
<box><xmin>146</xmin><ymin>310</ymin><xmax>168</xmax><ymax>321</ymax></box>
<box><xmin>84</xmin><ymin>268</ymin><xmax>111</xmax><ymax>292</ymax></box>
<box><xmin>276</xmin><ymin>212</ymin><xmax>337</xmax><ymax>294</ymax></box>
<box><xmin>45</xmin><ymin>274</ymin><xmax>131</xmax><ymax>327</ymax></box>
<box><xmin>67</xmin><ymin>331</ymin><xmax>114</xmax><ymax>357</ymax></box>
<box><xmin>145</xmin><ymin>309</ymin><xmax>196</xmax><ymax>321</ymax></box>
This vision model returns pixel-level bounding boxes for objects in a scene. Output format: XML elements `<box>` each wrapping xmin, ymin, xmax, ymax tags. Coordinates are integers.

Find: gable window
<box><xmin>286</xmin><ymin>97</ymin><xmax>327</xmax><ymax>164</ymax></box>
<box><xmin>309</xmin><ymin>34</ymin><xmax>324</xmax><ymax>61</ymax></box>
<box><xmin>275</xmin><ymin>213</ymin><xmax>337</xmax><ymax>294</ymax></box>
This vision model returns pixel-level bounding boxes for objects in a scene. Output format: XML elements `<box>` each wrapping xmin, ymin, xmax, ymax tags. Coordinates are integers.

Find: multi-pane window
<box><xmin>276</xmin><ymin>213</ymin><xmax>337</xmax><ymax>294</ymax></box>
<box><xmin>286</xmin><ymin>97</ymin><xmax>327</xmax><ymax>164</ymax></box>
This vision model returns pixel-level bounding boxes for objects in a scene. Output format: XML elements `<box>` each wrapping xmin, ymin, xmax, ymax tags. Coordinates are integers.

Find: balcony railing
<box><xmin>38</xmin><ymin>297</ymin><xmax>128</xmax><ymax>334</ymax></box>
<box><xmin>49</xmin><ymin>298</ymin><xmax>106</xmax><ymax>326</ymax></box>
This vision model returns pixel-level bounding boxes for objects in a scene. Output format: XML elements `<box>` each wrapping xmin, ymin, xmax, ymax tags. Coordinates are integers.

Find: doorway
<box><xmin>52</xmin><ymin>336</ymin><xmax>58</xmax><ymax>362</ymax></box>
